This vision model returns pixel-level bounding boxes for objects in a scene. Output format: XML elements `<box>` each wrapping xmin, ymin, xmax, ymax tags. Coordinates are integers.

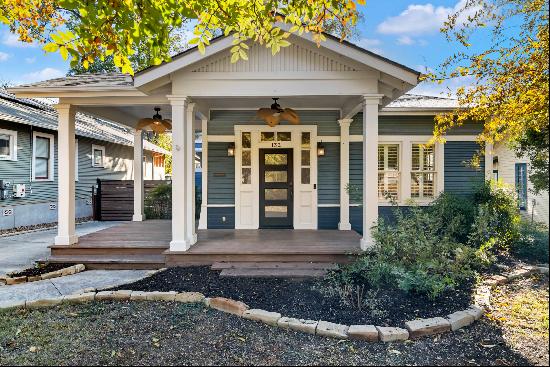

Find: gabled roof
<box><xmin>0</xmin><ymin>89</ymin><xmax>170</xmax><ymax>155</ymax></box>
<box><xmin>382</xmin><ymin>93</ymin><xmax>459</xmax><ymax>111</ymax></box>
<box><xmin>12</xmin><ymin>73</ymin><xmax>133</xmax><ymax>90</ymax></box>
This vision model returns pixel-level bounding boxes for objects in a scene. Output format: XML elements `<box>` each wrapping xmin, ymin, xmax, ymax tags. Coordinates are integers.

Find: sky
<box><xmin>0</xmin><ymin>0</ymin><xmax>486</xmax><ymax>96</ymax></box>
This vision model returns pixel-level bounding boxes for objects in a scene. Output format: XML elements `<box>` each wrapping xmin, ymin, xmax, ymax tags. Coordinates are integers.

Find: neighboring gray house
<box><xmin>0</xmin><ymin>90</ymin><xmax>169</xmax><ymax>230</ymax></box>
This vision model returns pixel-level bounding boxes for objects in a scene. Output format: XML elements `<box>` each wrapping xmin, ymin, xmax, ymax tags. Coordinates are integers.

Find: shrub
<box><xmin>511</xmin><ymin>221</ymin><xmax>549</xmax><ymax>263</ymax></box>
<box><xmin>468</xmin><ymin>181</ymin><xmax>521</xmax><ymax>262</ymax></box>
<box><xmin>144</xmin><ymin>183</ymin><xmax>172</xmax><ymax>219</ymax></box>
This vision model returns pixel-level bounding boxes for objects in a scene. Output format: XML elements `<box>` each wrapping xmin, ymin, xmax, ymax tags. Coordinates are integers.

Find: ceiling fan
<box><xmin>257</xmin><ymin>98</ymin><xmax>300</xmax><ymax>127</ymax></box>
<box><xmin>136</xmin><ymin>107</ymin><xmax>172</xmax><ymax>133</ymax></box>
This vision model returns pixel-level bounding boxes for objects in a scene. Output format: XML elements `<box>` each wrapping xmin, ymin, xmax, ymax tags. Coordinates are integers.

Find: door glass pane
<box><xmin>242</xmin><ymin>150</ymin><xmax>251</xmax><ymax>166</ymax></box>
<box><xmin>265</xmin><ymin>188</ymin><xmax>287</xmax><ymax>200</ymax></box>
<box><xmin>301</xmin><ymin>167</ymin><xmax>310</xmax><ymax>184</ymax></box>
<box><xmin>265</xmin><ymin>153</ymin><xmax>287</xmax><ymax>165</ymax></box>
<box><xmin>261</xmin><ymin>132</ymin><xmax>275</xmax><ymax>141</ymax></box>
<box><xmin>265</xmin><ymin>205</ymin><xmax>287</xmax><ymax>218</ymax></box>
<box><xmin>265</xmin><ymin>171</ymin><xmax>287</xmax><ymax>182</ymax></box>
<box><xmin>242</xmin><ymin>168</ymin><xmax>251</xmax><ymax>184</ymax></box>
<box><xmin>301</xmin><ymin>150</ymin><xmax>310</xmax><ymax>166</ymax></box>
<box><xmin>0</xmin><ymin>135</ymin><xmax>10</xmax><ymax>156</ymax></box>
<box><xmin>242</xmin><ymin>132</ymin><xmax>251</xmax><ymax>148</ymax></box>
<box><xmin>301</xmin><ymin>132</ymin><xmax>310</xmax><ymax>148</ymax></box>
<box><xmin>277</xmin><ymin>132</ymin><xmax>291</xmax><ymax>141</ymax></box>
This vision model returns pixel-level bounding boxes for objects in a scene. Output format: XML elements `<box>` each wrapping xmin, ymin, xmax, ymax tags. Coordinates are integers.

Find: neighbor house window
<box><xmin>32</xmin><ymin>132</ymin><xmax>54</xmax><ymax>181</ymax></box>
<box><xmin>515</xmin><ymin>163</ymin><xmax>528</xmax><ymax>210</ymax></box>
<box><xmin>91</xmin><ymin>144</ymin><xmax>105</xmax><ymax>168</ymax></box>
<box><xmin>411</xmin><ymin>143</ymin><xmax>436</xmax><ymax>199</ymax></box>
<box><xmin>0</xmin><ymin>128</ymin><xmax>17</xmax><ymax>161</ymax></box>
<box><xmin>378</xmin><ymin>144</ymin><xmax>400</xmax><ymax>200</ymax></box>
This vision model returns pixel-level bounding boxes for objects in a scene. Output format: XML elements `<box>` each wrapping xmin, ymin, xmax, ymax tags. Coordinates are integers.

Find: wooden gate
<box><xmin>94</xmin><ymin>179</ymin><xmax>171</xmax><ymax>221</ymax></box>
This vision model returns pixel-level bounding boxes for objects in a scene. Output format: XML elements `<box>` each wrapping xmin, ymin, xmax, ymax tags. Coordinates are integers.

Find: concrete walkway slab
<box><xmin>0</xmin><ymin>221</ymin><xmax>120</xmax><ymax>274</ymax></box>
<box><xmin>0</xmin><ymin>269</ymin><xmax>149</xmax><ymax>308</ymax></box>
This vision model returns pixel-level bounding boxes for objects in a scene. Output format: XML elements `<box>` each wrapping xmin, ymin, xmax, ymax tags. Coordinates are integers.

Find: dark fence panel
<box><xmin>95</xmin><ymin>179</ymin><xmax>171</xmax><ymax>221</ymax></box>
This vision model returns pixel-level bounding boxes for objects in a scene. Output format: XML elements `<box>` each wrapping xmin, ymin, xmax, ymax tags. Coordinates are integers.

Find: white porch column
<box><xmin>132</xmin><ymin>129</ymin><xmax>145</xmax><ymax>221</ymax></box>
<box><xmin>168</xmin><ymin>96</ymin><xmax>192</xmax><ymax>251</ymax></box>
<box><xmin>360</xmin><ymin>95</ymin><xmax>383</xmax><ymax>250</ymax></box>
<box><xmin>54</xmin><ymin>104</ymin><xmax>77</xmax><ymax>245</ymax></box>
<box><xmin>338</xmin><ymin>118</ymin><xmax>353</xmax><ymax>230</ymax></box>
<box><xmin>198</xmin><ymin>117</ymin><xmax>208</xmax><ymax>230</ymax></box>
<box><xmin>185</xmin><ymin>102</ymin><xmax>197</xmax><ymax>245</ymax></box>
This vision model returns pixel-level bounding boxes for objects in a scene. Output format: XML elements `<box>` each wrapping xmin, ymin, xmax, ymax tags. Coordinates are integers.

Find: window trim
<box><xmin>91</xmin><ymin>144</ymin><xmax>106</xmax><ymax>168</ymax></box>
<box><xmin>32</xmin><ymin>131</ymin><xmax>55</xmax><ymax>182</ymax></box>
<box><xmin>0</xmin><ymin>128</ymin><xmax>17</xmax><ymax>161</ymax></box>
<box><xmin>75</xmin><ymin>139</ymin><xmax>79</xmax><ymax>181</ymax></box>
<box><xmin>410</xmin><ymin>142</ymin><xmax>437</xmax><ymax>200</ymax></box>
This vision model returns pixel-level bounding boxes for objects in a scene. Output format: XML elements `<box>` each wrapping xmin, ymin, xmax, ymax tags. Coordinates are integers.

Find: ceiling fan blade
<box><xmin>136</xmin><ymin>118</ymin><xmax>154</xmax><ymax>130</ymax></box>
<box><xmin>159</xmin><ymin>119</ymin><xmax>172</xmax><ymax>130</ymax></box>
<box><xmin>257</xmin><ymin>108</ymin><xmax>278</xmax><ymax>119</ymax></box>
<box><xmin>150</xmin><ymin>123</ymin><xmax>166</xmax><ymax>134</ymax></box>
<box><xmin>264</xmin><ymin>114</ymin><xmax>281</xmax><ymax>127</ymax></box>
<box><xmin>281</xmin><ymin>108</ymin><xmax>300</xmax><ymax>124</ymax></box>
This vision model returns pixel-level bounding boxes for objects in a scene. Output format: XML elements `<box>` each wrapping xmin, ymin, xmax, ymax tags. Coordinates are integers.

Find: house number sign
<box><xmin>271</xmin><ymin>142</ymin><xmax>282</xmax><ymax>147</ymax></box>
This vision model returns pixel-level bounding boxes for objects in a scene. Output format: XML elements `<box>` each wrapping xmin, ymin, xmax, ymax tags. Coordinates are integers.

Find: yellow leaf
<box><xmin>198</xmin><ymin>42</ymin><xmax>205</xmax><ymax>54</ymax></box>
<box><xmin>60</xmin><ymin>46</ymin><xmax>68</xmax><ymax>60</ymax></box>
<box><xmin>43</xmin><ymin>43</ymin><xmax>59</xmax><ymax>52</ymax></box>
<box><xmin>230</xmin><ymin>51</ymin><xmax>239</xmax><ymax>63</ymax></box>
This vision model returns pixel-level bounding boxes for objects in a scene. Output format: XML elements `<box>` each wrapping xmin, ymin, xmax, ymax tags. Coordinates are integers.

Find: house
<box><xmin>0</xmin><ymin>89</ymin><xmax>170</xmax><ymax>230</ymax></box>
<box><xmin>6</xmin><ymin>31</ymin><xmax>521</xmax><ymax>267</ymax></box>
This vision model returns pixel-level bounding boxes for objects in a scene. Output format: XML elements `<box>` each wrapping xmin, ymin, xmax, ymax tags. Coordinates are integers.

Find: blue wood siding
<box><xmin>207</xmin><ymin>206</ymin><xmax>235</xmax><ymax>229</ymax></box>
<box><xmin>348</xmin><ymin>206</ymin><xmax>412</xmax><ymax>234</ymax></box>
<box><xmin>207</xmin><ymin>142</ymin><xmax>235</xmax><ymax>205</ymax></box>
<box><xmin>444</xmin><ymin>141</ymin><xmax>485</xmax><ymax>196</ymax></box>
<box><xmin>208</xmin><ymin>110</ymin><xmax>340</xmax><ymax>136</ymax></box>
<box><xmin>318</xmin><ymin>207</ymin><xmax>340</xmax><ymax>229</ymax></box>
<box><xmin>1</xmin><ymin>120</ymin><xmax>145</xmax><ymax>207</ymax></box>
<box><xmin>350</xmin><ymin>114</ymin><xmax>484</xmax><ymax>136</ymax></box>
<box><xmin>317</xmin><ymin>142</ymin><xmax>340</xmax><ymax>204</ymax></box>
<box><xmin>349</xmin><ymin>142</ymin><xmax>363</xmax><ymax>204</ymax></box>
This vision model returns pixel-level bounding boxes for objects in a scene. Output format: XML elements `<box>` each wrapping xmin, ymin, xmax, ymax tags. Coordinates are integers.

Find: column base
<box><xmin>188</xmin><ymin>233</ymin><xmax>198</xmax><ymax>245</ymax></box>
<box><xmin>360</xmin><ymin>237</ymin><xmax>375</xmax><ymax>251</ymax></box>
<box><xmin>169</xmin><ymin>239</ymin><xmax>193</xmax><ymax>252</ymax></box>
<box><xmin>132</xmin><ymin>214</ymin><xmax>145</xmax><ymax>222</ymax></box>
<box><xmin>338</xmin><ymin>222</ymin><xmax>352</xmax><ymax>230</ymax></box>
<box><xmin>55</xmin><ymin>235</ymin><xmax>79</xmax><ymax>246</ymax></box>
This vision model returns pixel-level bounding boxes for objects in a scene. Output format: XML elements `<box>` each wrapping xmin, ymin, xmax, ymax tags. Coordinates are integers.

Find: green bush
<box><xmin>327</xmin><ymin>180</ymin><xmax>527</xmax><ymax>301</ymax></box>
<box><xmin>511</xmin><ymin>221</ymin><xmax>549</xmax><ymax>263</ymax></box>
<box><xmin>144</xmin><ymin>183</ymin><xmax>172</xmax><ymax>219</ymax></box>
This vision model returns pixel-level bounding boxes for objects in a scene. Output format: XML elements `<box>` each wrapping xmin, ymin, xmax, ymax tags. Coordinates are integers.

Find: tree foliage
<box><xmin>0</xmin><ymin>0</ymin><xmax>364</xmax><ymax>75</ymax></box>
<box><xmin>426</xmin><ymin>0</ymin><xmax>549</xmax><ymax>192</ymax></box>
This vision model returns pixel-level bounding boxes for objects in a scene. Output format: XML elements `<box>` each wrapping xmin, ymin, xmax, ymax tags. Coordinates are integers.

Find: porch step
<box><xmin>211</xmin><ymin>262</ymin><xmax>339</xmax><ymax>271</ymax></box>
<box><xmin>46</xmin><ymin>254</ymin><xmax>165</xmax><ymax>270</ymax></box>
<box><xmin>219</xmin><ymin>268</ymin><xmax>328</xmax><ymax>278</ymax></box>
<box><xmin>49</xmin><ymin>244</ymin><xmax>168</xmax><ymax>257</ymax></box>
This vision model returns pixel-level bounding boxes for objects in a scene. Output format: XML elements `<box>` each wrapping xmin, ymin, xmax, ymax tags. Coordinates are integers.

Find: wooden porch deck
<box><xmin>48</xmin><ymin>220</ymin><xmax>362</xmax><ymax>269</ymax></box>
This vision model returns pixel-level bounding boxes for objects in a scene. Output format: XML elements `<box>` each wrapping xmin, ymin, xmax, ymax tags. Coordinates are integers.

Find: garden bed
<box><xmin>9</xmin><ymin>263</ymin><xmax>75</xmax><ymax>278</ymax></box>
<box><xmin>113</xmin><ymin>266</ymin><xmax>475</xmax><ymax>326</ymax></box>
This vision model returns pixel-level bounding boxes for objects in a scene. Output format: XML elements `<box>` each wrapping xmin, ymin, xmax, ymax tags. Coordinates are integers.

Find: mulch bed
<box><xmin>114</xmin><ymin>266</ymin><xmax>475</xmax><ymax>326</ymax></box>
<box><xmin>0</xmin><ymin>217</ymin><xmax>92</xmax><ymax>237</ymax></box>
<box><xmin>8</xmin><ymin>263</ymin><xmax>75</xmax><ymax>278</ymax></box>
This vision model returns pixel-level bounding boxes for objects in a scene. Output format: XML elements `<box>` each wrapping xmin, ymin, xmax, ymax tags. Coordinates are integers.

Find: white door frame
<box><xmin>234</xmin><ymin>124</ymin><xmax>318</xmax><ymax>229</ymax></box>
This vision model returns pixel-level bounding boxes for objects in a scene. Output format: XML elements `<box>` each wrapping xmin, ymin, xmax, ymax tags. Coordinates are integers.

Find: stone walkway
<box><xmin>0</xmin><ymin>221</ymin><xmax>120</xmax><ymax>274</ymax></box>
<box><xmin>0</xmin><ymin>269</ymin><xmax>149</xmax><ymax>308</ymax></box>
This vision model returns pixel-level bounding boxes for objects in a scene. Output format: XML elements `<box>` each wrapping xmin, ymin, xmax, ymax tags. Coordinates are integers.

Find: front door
<box><xmin>259</xmin><ymin>149</ymin><xmax>293</xmax><ymax>228</ymax></box>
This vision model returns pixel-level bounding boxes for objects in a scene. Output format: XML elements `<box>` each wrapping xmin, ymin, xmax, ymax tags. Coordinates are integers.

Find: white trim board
<box><xmin>32</xmin><ymin>131</ymin><xmax>55</xmax><ymax>182</ymax></box>
<box><xmin>0</xmin><ymin>128</ymin><xmax>18</xmax><ymax>161</ymax></box>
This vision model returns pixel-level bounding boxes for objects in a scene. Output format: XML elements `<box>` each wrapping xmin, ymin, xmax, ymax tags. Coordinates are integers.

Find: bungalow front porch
<box><xmin>47</xmin><ymin>220</ymin><xmax>362</xmax><ymax>269</ymax></box>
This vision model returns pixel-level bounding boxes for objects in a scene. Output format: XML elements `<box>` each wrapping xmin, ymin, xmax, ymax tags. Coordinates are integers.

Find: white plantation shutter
<box><xmin>411</xmin><ymin>144</ymin><xmax>436</xmax><ymax>199</ymax></box>
<box><xmin>378</xmin><ymin>144</ymin><xmax>400</xmax><ymax>200</ymax></box>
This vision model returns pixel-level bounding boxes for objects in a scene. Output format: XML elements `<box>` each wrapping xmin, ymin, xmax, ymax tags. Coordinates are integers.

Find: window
<box><xmin>241</xmin><ymin>132</ymin><xmax>252</xmax><ymax>184</ymax></box>
<box><xmin>301</xmin><ymin>132</ymin><xmax>311</xmax><ymax>184</ymax></box>
<box><xmin>32</xmin><ymin>132</ymin><xmax>54</xmax><ymax>181</ymax></box>
<box><xmin>378</xmin><ymin>144</ymin><xmax>400</xmax><ymax>200</ymax></box>
<box><xmin>0</xmin><ymin>128</ymin><xmax>17</xmax><ymax>161</ymax></box>
<box><xmin>515</xmin><ymin>163</ymin><xmax>528</xmax><ymax>210</ymax></box>
<box><xmin>411</xmin><ymin>143</ymin><xmax>436</xmax><ymax>199</ymax></box>
<box><xmin>91</xmin><ymin>144</ymin><xmax>105</xmax><ymax>168</ymax></box>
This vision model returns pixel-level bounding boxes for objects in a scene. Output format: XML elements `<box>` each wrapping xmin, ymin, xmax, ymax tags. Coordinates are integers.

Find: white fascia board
<box><xmin>8</xmin><ymin>87</ymin><xmax>145</xmax><ymax>99</ymax></box>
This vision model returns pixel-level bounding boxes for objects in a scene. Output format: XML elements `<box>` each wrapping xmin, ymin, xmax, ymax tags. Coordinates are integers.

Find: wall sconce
<box><xmin>227</xmin><ymin>142</ymin><xmax>235</xmax><ymax>157</ymax></box>
<box><xmin>317</xmin><ymin>142</ymin><xmax>325</xmax><ymax>157</ymax></box>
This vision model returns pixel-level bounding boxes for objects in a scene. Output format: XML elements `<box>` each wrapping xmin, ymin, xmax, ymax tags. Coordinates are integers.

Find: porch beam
<box><xmin>132</xmin><ymin>129</ymin><xmax>145</xmax><ymax>221</ymax></box>
<box><xmin>168</xmin><ymin>96</ymin><xmax>192</xmax><ymax>251</ymax></box>
<box><xmin>361</xmin><ymin>95</ymin><xmax>384</xmax><ymax>250</ymax></box>
<box><xmin>338</xmin><ymin>118</ymin><xmax>353</xmax><ymax>230</ymax></box>
<box><xmin>54</xmin><ymin>104</ymin><xmax>78</xmax><ymax>245</ymax></box>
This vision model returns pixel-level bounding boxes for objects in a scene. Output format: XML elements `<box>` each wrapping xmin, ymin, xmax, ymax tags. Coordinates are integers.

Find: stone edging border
<box><xmin>0</xmin><ymin>264</ymin><xmax>86</xmax><ymax>285</ymax></box>
<box><xmin>1</xmin><ymin>265</ymin><xmax>547</xmax><ymax>343</ymax></box>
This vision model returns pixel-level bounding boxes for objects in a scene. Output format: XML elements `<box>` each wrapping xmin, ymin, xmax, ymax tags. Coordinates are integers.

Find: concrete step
<box><xmin>219</xmin><ymin>268</ymin><xmax>328</xmax><ymax>278</ymax></box>
<box><xmin>211</xmin><ymin>261</ymin><xmax>339</xmax><ymax>270</ymax></box>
